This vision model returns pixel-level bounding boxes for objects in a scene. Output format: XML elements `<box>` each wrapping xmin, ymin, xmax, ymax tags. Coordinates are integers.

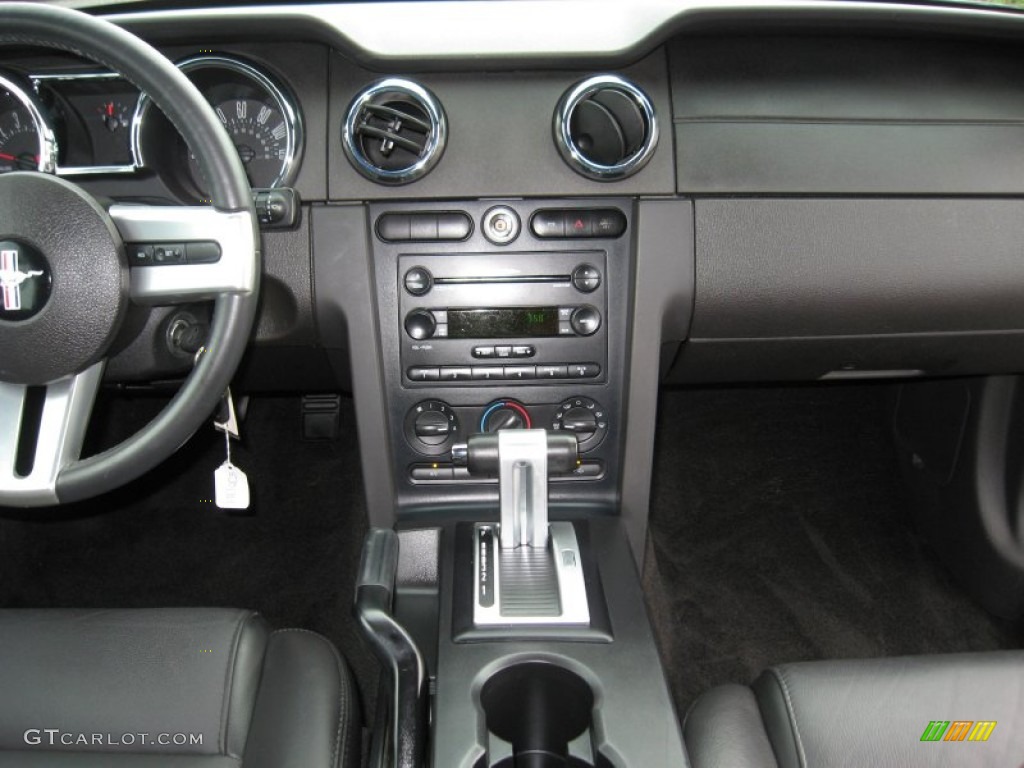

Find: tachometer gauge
<box><xmin>0</xmin><ymin>73</ymin><xmax>55</xmax><ymax>174</ymax></box>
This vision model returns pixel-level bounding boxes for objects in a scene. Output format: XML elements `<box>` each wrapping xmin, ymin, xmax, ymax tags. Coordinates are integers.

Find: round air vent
<box><xmin>342</xmin><ymin>78</ymin><xmax>446</xmax><ymax>185</ymax></box>
<box><xmin>554</xmin><ymin>75</ymin><xmax>658</xmax><ymax>181</ymax></box>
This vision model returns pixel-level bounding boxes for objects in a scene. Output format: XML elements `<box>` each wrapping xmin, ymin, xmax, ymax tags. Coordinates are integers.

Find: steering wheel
<box><xmin>0</xmin><ymin>4</ymin><xmax>259</xmax><ymax>507</ymax></box>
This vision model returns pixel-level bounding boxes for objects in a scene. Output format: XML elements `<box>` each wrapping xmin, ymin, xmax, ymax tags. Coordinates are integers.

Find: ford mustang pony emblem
<box><xmin>0</xmin><ymin>249</ymin><xmax>44</xmax><ymax>312</ymax></box>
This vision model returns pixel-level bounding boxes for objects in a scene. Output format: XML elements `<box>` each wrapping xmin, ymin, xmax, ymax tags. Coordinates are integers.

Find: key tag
<box><xmin>214</xmin><ymin>427</ymin><xmax>250</xmax><ymax>510</ymax></box>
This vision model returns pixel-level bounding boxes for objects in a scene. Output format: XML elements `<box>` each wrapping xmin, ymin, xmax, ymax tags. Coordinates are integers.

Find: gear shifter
<box><xmin>452</xmin><ymin>429</ymin><xmax>590</xmax><ymax>627</ymax></box>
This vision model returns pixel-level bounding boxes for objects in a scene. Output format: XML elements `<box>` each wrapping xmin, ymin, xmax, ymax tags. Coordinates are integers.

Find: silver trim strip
<box><xmin>0</xmin><ymin>73</ymin><xmax>56</xmax><ymax>174</ymax></box>
<box><xmin>110</xmin><ymin>205</ymin><xmax>258</xmax><ymax>302</ymax></box>
<box><xmin>554</xmin><ymin>74</ymin><xmax>659</xmax><ymax>181</ymax></box>
<box><xmin>341</xmin><ymin>78</ymin><xmax>447</xmax><ymax>185</ymax></box>
<box><xmin>0</xmin><ymin>362</ymin><xmax>105</xmax><ymax>506</ymax></box>
<box><xmin>106</xmin><ymin>1</ymin><xmax>1024</xmax><ymax>61</ymax></box>
<box><xmin>474</xmin><ymin>522</ymin><xmax>591</xmax><ymax>627</ymax></box>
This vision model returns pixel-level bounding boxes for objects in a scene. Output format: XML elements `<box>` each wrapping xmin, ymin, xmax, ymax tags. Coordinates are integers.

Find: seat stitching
<box><xmin>272</xmin><ymin>628</ymin><xmax>350</xmax><ymax>768</ymax></box>
<box><xmin>768</xmin><ymin>667</ymin><xmax>809</xmax><ymax>768</ymax></box>
<box><xmin>220</xmin><ymin>610</ymin><xmax>257</xmax><ymax>758</ymax></box>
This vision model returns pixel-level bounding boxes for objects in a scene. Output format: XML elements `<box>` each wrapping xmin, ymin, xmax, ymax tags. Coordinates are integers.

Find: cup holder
<box><xmin>479</xmin><ymin>661</ymin><xmax>611</xmax><ymax>768</ymax></box>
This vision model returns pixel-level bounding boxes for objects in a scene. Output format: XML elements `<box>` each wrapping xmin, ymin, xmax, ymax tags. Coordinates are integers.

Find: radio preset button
<box><xmin>572</xmin><ymin>264</ymin><xmax>601</xmax><ymax>293</ymax></box>
<box><xmin>504</xmin><ymin>365</ymin><xmax>536</xmax><ymax>380</ymax></box>
<box><xmin>570</xmin><ymin>305</ymin><xmax>601</xmax><ymax>336</ymax></box>
<box><xmin>440</xmin><ymin>367</ymin><xmax>473</xmax><ymax>381</ymax></box>
<box><xmin>473</xmin><ymin>346</ymin><xmax>497</xmax><ymax>358</ymax></box>
<box><xmin>404</xmin><ymin>309</ymin><xmax>437</xmax><ymax>340</ymax></box>
<box><xmin>404</xmin><ymin>267</ymin><xmax>433</xmax><ymax>296</ymax></box>
<box><xmin>482</xmin><ymin>206</ymin><xmax>521</xmax><ymax>245</ymax></box>
<box><xmin>512</xmin><ymin>345</ymin><xmax>535</xmax><ymax>358</ymax></box>
<box><xmin>408</xmin><ymin>367</ymin><xmax>441</xmax><ymax>381</ymax></box>
<box><xmin>472</xmin><ymin>367</ymin><xmax>503</xmax><ymax>381</ymax></box>
<box><xmin>537</xmin><ymin>364</ymin><xmax>568</xmax><ymax>379</ymax></box>
<box><xmin>567</xmin><ymin>363</ymin><xmax>601</xmax><ymax>378</ymax></box>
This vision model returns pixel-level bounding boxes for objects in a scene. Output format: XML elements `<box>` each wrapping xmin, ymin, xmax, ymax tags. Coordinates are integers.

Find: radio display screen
<box><xmin>448</xmin><ymin>307</ymin><xmax>560</xmax><ymax>338</ymax></box>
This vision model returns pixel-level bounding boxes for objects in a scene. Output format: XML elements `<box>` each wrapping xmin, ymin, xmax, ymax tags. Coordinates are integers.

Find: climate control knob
<box><xmin>480</xmin><ymin>399</ymin><xmax>532</xmax><ymax>433</ymax></box>
<box><xmin>404</xmin><ymin>309</ymin><xmax>436</xmax><ymax>340</ymax></box>
<box><xmin>405</xmin><ymin>400</ymin><xmax>459</xmax><ymax>455</ymax></box>
<box><xmin>552</xmin><ymin>396</ymin><xmax>607</xmax><ymax>452</ymax></box>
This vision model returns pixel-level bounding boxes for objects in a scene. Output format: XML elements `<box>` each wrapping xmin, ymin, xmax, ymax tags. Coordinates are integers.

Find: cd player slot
<box><xmin>434</xmin><ymin>274</ymin><xmax>571</xmax><ymax>285</ymax></box>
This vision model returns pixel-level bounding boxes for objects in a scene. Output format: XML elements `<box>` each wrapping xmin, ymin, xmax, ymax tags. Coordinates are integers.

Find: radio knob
<box><xmin>404</xmin><ymin>309</ymin><xmax>436</xmax><ymax>340</ymax></box>
<box><xmin>404</xmin><ymin>267</ymin><xmax>433</xmax><ymax>296</ymax></box>
<box><xmin>570</xmin><ymin>305</ymin><xmax>601</xmax><ymax>336</ymax></box>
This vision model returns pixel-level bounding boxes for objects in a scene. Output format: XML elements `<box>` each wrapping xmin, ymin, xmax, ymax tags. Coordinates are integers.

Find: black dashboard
<box><xmin>6</xmin><ymin>0</ymin><xmax>1024</xmax><ymax>547</ymax></box>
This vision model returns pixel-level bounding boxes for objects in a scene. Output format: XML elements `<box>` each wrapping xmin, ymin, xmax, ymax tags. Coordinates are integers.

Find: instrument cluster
<box><xmin>0</xmin><ymin>54</ymin><xmax>302</xmax><ymax>198</ymax></box>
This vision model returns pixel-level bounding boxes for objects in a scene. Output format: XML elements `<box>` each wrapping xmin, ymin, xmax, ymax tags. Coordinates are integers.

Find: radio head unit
<box><xmin>398</xmin><ymin>251</ymin><xmax>608</xmax><ymax>386</ymax></box>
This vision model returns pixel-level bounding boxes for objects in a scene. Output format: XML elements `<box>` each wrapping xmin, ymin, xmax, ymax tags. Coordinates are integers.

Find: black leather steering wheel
<box><xmin>0</xmin><ymin>3</ymin><xmax>260</xmax><ymax>506</ymax></box>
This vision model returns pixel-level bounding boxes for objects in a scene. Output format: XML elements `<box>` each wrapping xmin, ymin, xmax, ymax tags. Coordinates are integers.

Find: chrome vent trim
<box><xmin>554</xmin><ymin>74</ymin><xmax>658</xmax><ymax>182</ymax></box>
<box><xmin>342</xmin><ymin>78</ymin><xmax>447</xmax><ymax>185</ymax></box>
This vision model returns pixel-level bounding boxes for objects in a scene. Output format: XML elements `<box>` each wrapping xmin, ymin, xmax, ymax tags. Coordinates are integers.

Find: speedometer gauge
<box><xmin>134</xmin><ymin>55</ymin><xmax>302</xmax><ymax>195</ymax></box>
<box><xmin>0</xmin><ymin>73</ymin><xmax>55</xmax><ymax>174</ymax></box>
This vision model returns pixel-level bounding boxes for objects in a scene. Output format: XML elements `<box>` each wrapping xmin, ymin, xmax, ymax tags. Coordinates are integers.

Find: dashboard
<box><xmin>6</xmin><ymin>0</ymin><xmax>1024</xmax><ymax>542</ymax></box>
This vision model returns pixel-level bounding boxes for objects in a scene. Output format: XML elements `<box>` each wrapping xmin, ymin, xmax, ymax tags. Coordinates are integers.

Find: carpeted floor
<box><xmin>644</xmin><ymin>383</ymin><xmax>1022</xmax><ymax>720</ymax></box>
<box><xmin>0</xmin><ymin>392</ymin><xmax>378</xmax><ymax>726</ymax></box>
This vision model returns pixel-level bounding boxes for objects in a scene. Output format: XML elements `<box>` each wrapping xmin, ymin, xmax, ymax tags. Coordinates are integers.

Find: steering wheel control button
<box><xmin>405</xmin><ymin>399</ymin><xmax>460</xmax><ymax>455</ymax></box>
<box><xmin>404</xmin><ymin>309</ymin><xmax>437</xmax><ymax>340</ymax></box>
<box><xmin>572</xmin><ymin>264</ymin><xmax>601</xmax><ymax>293</ymax></box>
<box><xmin>185</xmin><ymin>241</ymin><xmax>222</xmax><ymax>264</ymax></box>
<box><xmin>482</xmin><ymin>206</ymin><xmax>520</xmax><ymax>245</ymax></box>
<box><xmin>0</xmin><ymin>240</ymin><xmax>52</xmax><ymax>322</ymax></box>
<box><xmin>570</xmin><ymin>305</ymin><xmax>601</xmax><ymax>336</ymax></box>
<box><xmin>552</xmin><ymin>396</ymin><xmax>608</xmax><ymax>451</ymax></box>
<box><xmin>404</xmin><ymin>267</ymin><xmax>433</xmax><ymax>296</ymax></box>
<box><xmin>152</xmin><ymin>244</ymin><xmax>185</xmax><ymax>264</ymax></box>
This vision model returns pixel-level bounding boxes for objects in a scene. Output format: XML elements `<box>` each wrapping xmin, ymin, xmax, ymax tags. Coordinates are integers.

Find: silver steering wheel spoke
<box><xmin>0</xmin><ymin>362</ymin><xmax>106</xmax><ymax>506</ymax></box>
<box><xmin>111</xmin><ymin>204</ymin><xmax>258</xmax><ymax>304</ymax></box>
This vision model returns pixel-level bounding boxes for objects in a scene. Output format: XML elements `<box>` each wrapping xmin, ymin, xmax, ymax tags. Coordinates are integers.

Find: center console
<box><xmin>324</xmin><ymin>197</ymin><xmax>688</xmax><ymax>767</ymax></box>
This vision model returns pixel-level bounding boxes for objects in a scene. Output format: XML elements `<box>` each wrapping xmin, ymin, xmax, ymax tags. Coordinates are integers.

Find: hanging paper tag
<box><xmin>214</xmin><ymin>461</ymin><xmax>250</xmax><ymax>510</ymax></box>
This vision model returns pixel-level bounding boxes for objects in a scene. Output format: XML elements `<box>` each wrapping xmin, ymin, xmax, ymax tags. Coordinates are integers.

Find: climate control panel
<box><xmin>403</xmin><ymin>396</ymin><xmax>609</xmax><ymax>483</ymax></box>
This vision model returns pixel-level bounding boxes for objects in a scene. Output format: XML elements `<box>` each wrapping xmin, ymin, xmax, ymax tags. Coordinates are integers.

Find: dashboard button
<box><xmin>473</xmin><ymin>346</ymin><xmax>496</xmax><ymax>358</ymax></box>
<box><xmin>408</xmin><ymin>367</ymin><xmax>440</xmax><ymax>382</ymax></box>
<box><xmin>472</xmin><ymin>367</ymin><xmax>503</xmax><ymax>381</ymax></box>
<box><xmin>594</xmin><ymin>209</ymin><xmax>627</xmax><ymax>238</ymax></box>
<box><xmin>411</xmin><ymin>464</ymin><xmax>454</xmax><ymax>481</ymax></box>
<box><xmin>437</xmin><ymin>212</ymin><xmax>472</xmax><ymax>240</ymax></box>
<box><xmin>186</xmin><ymin>241</ymin><xmax>222</xmax><ymax>264</ymax></box>
<box><xmin>504</xmin><ymin>365</ymin><xmax>536</xmax><ymax>380</ymax></box>
<box><xmin>564</xmin><ymin>211</ymin><xmax>594</xmax><ymax>237</ymax></box>
<box><xmin>440</xmin><ymin>366</ymin><xmax>472</xmax><ymax>381</ymax></box>
<box><xmin>410</xmin><ymin>213</ymin><xmax>439</xmax><ymax>240</ymax></box>
<box><xmin>512</xmin><ymin>345</ymin><xmax>535</xmax><ymax>358</ymax></box>
<box><xmin>536</xmin><ymin>364</ymin><xmax>568</xmax><ymax>379</ymax></box>
<box><xmin>128</xmin><ymin>244</ymin><xmax>153</xmax><ymax>266</ymax></box>
<box><xmin>377</xmin><ymin>213</ymin><xmax>411</xmax><ymax>241</ymax></box>
<box><xmin>495</xmin><ymin>345</ymin><xmax>513</xmax><ymax>358</ymax></box>
<box><xmin>531</xmin><ymin>210</ymin><xmax>565</xmax><ymax>238</ymax></box>
<box><xmin>153</xmin><ymin>244</ymin><xmax>186</xmax><ymax>264</ymax></box>
<box><xmin>567</xmin><ymin>362</ymin><xmax>601</xmax><ymax>378</ymax></box>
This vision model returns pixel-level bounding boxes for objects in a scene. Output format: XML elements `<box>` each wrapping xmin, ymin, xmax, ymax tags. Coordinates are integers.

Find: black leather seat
<box><xmin>684</xmin><ymin>651</ymin><xmax>1024</xmax><ymax>767</ymax></box>
<box><xmin>0</xmin><ymin>608</ymin><xmax>360</xmax><ymax>767</ymax></box>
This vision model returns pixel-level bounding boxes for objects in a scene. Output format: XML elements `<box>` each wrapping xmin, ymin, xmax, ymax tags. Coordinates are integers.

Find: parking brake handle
<box><xmin>354</xmin><ymin>528</ymin><xmax>427</xmax><ymax>768</ymax></box>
